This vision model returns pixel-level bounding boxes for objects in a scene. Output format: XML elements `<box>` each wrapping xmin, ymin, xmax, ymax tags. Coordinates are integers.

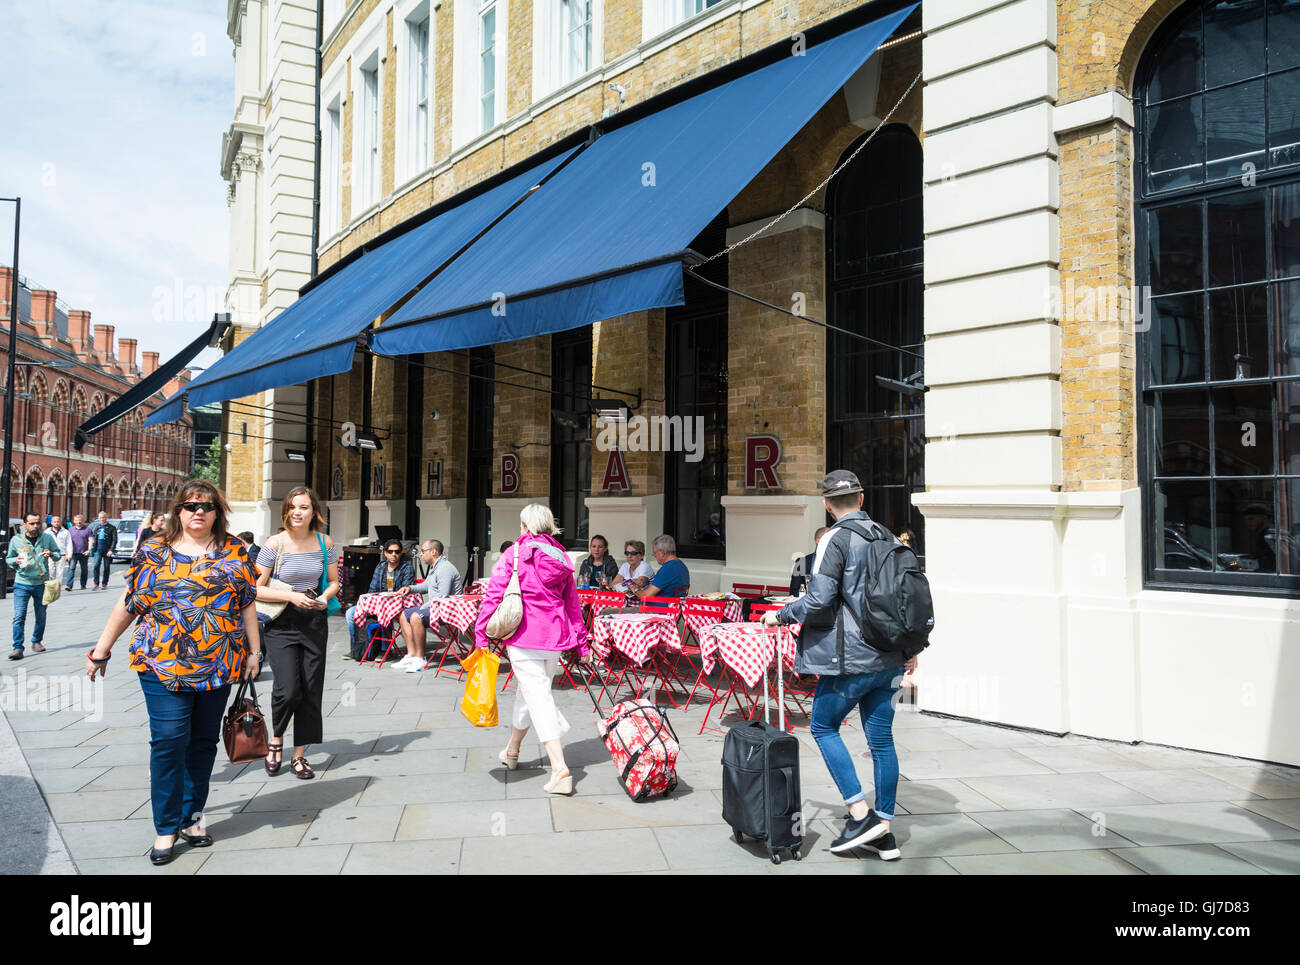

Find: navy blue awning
<box><xmin>370</xmin><ymin>6</ymin><xmax>913</xmax><ymax>357</ymax></box>
<box><xmin>75</xmin><ymin>316</ymin><xmax>227</xmax><ymax>449</ymax></box>
<box><xmin>145</xmin><ymin>147</ymin><xmax>579</xmax><ymax>425</ymax></box>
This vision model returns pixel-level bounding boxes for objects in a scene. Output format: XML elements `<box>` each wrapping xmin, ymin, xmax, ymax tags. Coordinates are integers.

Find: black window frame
<box><xmin>550</xmin><ymin>326</ymin><xmax>593</xmax><ymax>549</ymax></box>
<box><xmin>1135</xmin><ymin>0</ymin><xmax>1300</xmax><ymax>597</ymax></box>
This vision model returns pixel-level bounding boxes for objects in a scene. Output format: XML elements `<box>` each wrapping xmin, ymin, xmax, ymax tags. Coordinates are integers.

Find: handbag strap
<box><xmin>14</xmin><ymin>534</ymin><xmax>50</xmax><ymax>580</ymax></box>
<box><xmin>317</xmin><ymin>533</ymin><xmax>329</xmax><ymax>596</ymax></box>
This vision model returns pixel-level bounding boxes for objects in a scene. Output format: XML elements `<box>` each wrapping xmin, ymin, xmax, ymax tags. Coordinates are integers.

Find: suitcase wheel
<box><xmin>791</xmin><ymin>849</ymin><xmax>802</xmax><ymax>861</ymax></box>
<box><xmin>732</xmin><ymin>828</ymin><xmax>744</xmax><ymax>844</ymax></box>
<box><xmin>770</xmin><ymin>852</ymin><xmax>781</xmax><ymax>865</ymax></box>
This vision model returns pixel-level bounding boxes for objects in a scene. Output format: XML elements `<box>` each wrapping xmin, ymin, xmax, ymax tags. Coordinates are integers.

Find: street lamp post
<box><xmin>1</xmin><ymin>196</ymin><xmax>20</xmax><ymax>601</ymax></box>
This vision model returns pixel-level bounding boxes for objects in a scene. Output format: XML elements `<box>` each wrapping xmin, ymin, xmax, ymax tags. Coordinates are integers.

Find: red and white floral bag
<box><xmin>596</xmin><ymin>699</ymin><xmax>680</xmax><ymax>801</ymax></box>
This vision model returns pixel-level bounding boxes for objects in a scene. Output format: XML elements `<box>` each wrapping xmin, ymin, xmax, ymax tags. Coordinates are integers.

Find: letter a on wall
<box><xmin>601</xmin><ymin>448</ymin><xmax>630</xmax><ymax>492</ymax></box>
<box><xmin>501</xmin><ymin>453</ymin><xmax>519</xmax><ymax>494</ymax></box>
<box><xmin>744</xmin><ymin>435</ymin><xmax>782</xmax><ymax>489</ymax></box>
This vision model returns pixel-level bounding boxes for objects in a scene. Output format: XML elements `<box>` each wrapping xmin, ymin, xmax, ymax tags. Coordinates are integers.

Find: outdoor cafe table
<box><xmin>427</xmin><ymin>593</ymin><xmax>485</xmax><ymax>634</ymax></box>
<box><xmin>591</xmin><ymin>612</ymin><xmax>682</xmax><ymax>666</ymax></box>
<box><xmin>680</xmin><ymin>594</ymin><xmax>743</xmax><ymax>637</ymax></box>
<box><xmin>351</xmin><ymin>592</ymin><xmax>411</xmax><ymax>629</ymax></box>
<box><xmin>699</xmin><ymin>622</ymin><xmax>799</xmax><ymax>688</ymax></box>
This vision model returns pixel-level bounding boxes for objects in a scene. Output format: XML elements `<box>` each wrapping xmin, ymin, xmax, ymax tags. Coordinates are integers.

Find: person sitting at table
<box><xmin>577</xmin><ymin>534</ymin><xmax>619</xmax><ymax>587</ymax></box>
<box><xmin>790</xmin><ymin>526</ymin><xmax>829</xmax><ymax>595</ymax></box>
<box><xmin>342</xmin><ymin>539</ymin><xmax>416</xmax><ymax>661</ymax></box>
<box><xmin>395</xmin><ymin>539</ymin><xmax>463</xmax><ymax>673</ymax></box>
<box><xmin>635</xmin><ymin>534</ymin><xmax>690</xmax><ymax>598</ymax></box>
<box><xmin>611</xmin><ymin>539</ymin><xmax>654</xmax><ymax>592</ymax></box>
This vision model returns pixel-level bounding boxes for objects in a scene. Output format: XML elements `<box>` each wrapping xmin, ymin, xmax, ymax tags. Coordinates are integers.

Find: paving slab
<box><xmin>1197</xmin><ymin>766</ymin><xmax>1300</xmax><ymax>799</ymax></box>
<box><xmin>894</xmin><ymin>779</ymin><xmax>1005</xmax><ymax>814</ymax></box>
<box><xmin>551</xmin><ymin>791</ymin><xmax>723</xmax><ymax>831</ymax></box>
<box><xmin>203</xmin><ymin>809</ymin><xmax>319</xmax><ymax>851</ymax></box>
<box><xmin>893</xmin><ymin>729</ymin><xmax>979</xmax><ymax>752</ymax></box>
<box><xmin>57</xmin><ymin>817</ymin><xmax>156</xmax><ymax>859</ymax></box>
<box><xmin>395</xmin><ymin>797</ymin><xmax>554</xmax><ymax>840</ymax></box>
<box><xmin>460</xmin><ymin>827</ymin><xmax>668</xmax><ymax>874</ymax></box>
<box><xmin>943</xmin><ymin>850</ymin><xmax>1145</xmax><ymax>875</ymax></box>
<box><xmin>301</xmin><ymin>805</ymin><xmax>404</xmax><ymax>845</ymax></box>
<box><xmin>23</xmin><ymin>745</ymin><xmax>106</xmax><ymax>769</ymax></box>
<box><xmin>198</xmin><ymin>843</ymin><xmax>351</xmax><ymax>875</ymax></box>
<box><xmin>966</xmin><ymin>808</ymin><xmax>1137</xmax><ymax>852</ymax></box>
<box><xmin>897</xmin><ymin>748</ymin><xmax>1053</xmax><ymax>780</ymax></box>
<box><xmin>1232</xmin><ymin>796</ymin><xmax>1300</xmax><ymax>831</ymax></box>
<box><xmin>652</xmin><ymin>821</ymin><xmax>837</xmax><ymax>869</ymax></box>
<box><xmin>889</xmin><ymin>812</ymin><xmax>1021</xmax><ymax>859</ymax></box>
<box><xmin>80</xmin><ymin>764</ymin><xmax>152</xmax><ymax>790</ymax></box>
<box><xmin>1011</xmin><ymin>744</ymin><xmax>1152</xmax><ymax>773</ymax></box>
<box><xmin>1094</xmin><ymin>802</ymin><xmax>1300</xmax><ymax>847</ymax></box>
<box><xmin>243</xmin><ymin>775</ymin><xmax>369</xmax><ymax>812</ymax></box>
<box><xmin>1217</xmin><ymin>839</ymin><xmax>1300</xmax><ymax>874</ymax></box>
<box><xmin>358</xmin><ymin>770</ymin><xmax>506</xmax><ymax>806</ymax></box>
<box><xmin>44</xmin><ymin>788</ymin><xmax>151</xmax><ymax>823</ymax></box>
<box><xmin>324</xmin><ymin>748</ymin><xmax>467</xmax><ymax>778</ymax></box>
<box><xmin>13</xmin><ymin>725</ymin><xmax>108</xmax><ymax>748</ymax></box>
<box><xmin>341</xmin><ymin>838</ymin><xmax>463</xmax><ymax>874</ymax></box>
<box><xmin>71</xmin><ymin>742</ymin><xmax>149</xmax><ymax>766</ymax></box>
<box><xmin>76</xmin><ymin>850</ymin><xmax>212</xmax><ymax>875</ymax></box>
<box><xmin>32</xmin><ymin>766</ymin><xmax>110</xmax><ymax>794</ymax></box>
<box><xmin>1100</xmin><ymin>769</ymin><xmax>1266</xmax><ymax>804</ymax></box>
<box><xmin>961</xmin><ymin>772</ymin><xmax>1161</xmax><ymax>811</ymax></box>
<box><xmin>1110</xmin><ymin>844</ymin><xmax>1271</xmax><ymax>875</ymax></box>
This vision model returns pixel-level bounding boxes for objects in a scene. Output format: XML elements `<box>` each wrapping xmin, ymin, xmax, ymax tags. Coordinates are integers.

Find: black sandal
<box><xmin>265</xmin><ymin>742</ymin><xmax>283</xmax><ymax>776</ymax></box>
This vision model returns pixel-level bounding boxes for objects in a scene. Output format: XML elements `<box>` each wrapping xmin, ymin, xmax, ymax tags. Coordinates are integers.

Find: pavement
<box><xmin>2</xmin><ymin>572</ymin><xmax>1300</xmax><ymax>875</ymax></box>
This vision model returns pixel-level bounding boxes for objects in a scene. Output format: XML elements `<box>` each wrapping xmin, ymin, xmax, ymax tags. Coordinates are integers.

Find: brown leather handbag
<box><xmin>222</xmin><ymin>677</ymin><xmax>270</xmax><ymax>763</ymax></box>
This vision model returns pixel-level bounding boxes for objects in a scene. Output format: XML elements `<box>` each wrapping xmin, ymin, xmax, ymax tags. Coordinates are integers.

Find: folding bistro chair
<box><xmin>359</xmin><ymin>619</ymin><xmax>403</xmax><ymax>668</ymax></box>
<box><xmin>677</xmin><ymin>598</ymin><xmax>729</xmax><ymax>708</ymax></box>
<box><xmin>764</xmin><ymin>585</ymin><xmax>790</xmax><ymax>597</ymax></box>
<box><xmin>731</xmin><ymin>583</ymin><xmax>765</xmax><ymax>599</ymax></box>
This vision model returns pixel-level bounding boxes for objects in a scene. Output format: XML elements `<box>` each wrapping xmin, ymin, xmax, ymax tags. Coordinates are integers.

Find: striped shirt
<box><xmin>257</xmin><ymin>539</ymin><xmax>340</xmax><ymax>592</ymax></box>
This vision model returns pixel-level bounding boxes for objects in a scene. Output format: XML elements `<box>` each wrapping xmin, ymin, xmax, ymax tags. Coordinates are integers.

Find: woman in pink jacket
<box><xmin>474</xmin><ymin>504</ymin><xmax>590</xmax><ymax>795</ymax></box>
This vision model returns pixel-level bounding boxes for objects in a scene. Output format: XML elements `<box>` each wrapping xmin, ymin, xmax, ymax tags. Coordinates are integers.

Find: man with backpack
<box><xmin>763</xmin><ymin>470</ymin><xmax>933</xmax><ymax>860</ymax></box>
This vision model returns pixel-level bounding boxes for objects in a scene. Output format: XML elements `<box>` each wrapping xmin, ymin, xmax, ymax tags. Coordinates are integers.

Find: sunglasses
<box><xmin>625</xmin><ymin>550</ymin><xmax>642</xmax><ymax>556</ymax></box>
<box><xmin>181</xmin><ymin>501</ymin><xmax>217</xmax><ymax>514</ymax></box>
<box><xmin>385</xmin><ymin>548</ymin><xmax>402</xmax><ymax>554</ymax></box>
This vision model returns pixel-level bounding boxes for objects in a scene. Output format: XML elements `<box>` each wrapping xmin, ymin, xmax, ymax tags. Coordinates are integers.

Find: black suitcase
<box><xmin>721</xmin><ymin>644</ymin><xmax>803</xmax><ymax>864</ymax></box>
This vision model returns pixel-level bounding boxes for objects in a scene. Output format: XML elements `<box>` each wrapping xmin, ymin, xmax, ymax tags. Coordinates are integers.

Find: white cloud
<box><xmin>0</xmin><ymin>1</ymin><xmax>232</xmax><ymax>372</ymax></box>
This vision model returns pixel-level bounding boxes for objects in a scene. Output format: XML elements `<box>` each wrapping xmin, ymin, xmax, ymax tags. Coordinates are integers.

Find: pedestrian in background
<box><xmin>577</xmin><ymin>534</ymin><xmax>619</xmax><ymax>587</ymax></box>
<box><xmin>89</xmin><ymin>510</ymin><xmax>118</xmax><ymax>590</ymax></box>
<box><xmin>135</xmin><ymin>513</ymin><xmax>167</xmax><ymax>561</ymax></box>
<box><xmin>86</xmin><ymin>480</ymin><xmax>261</xmax><ymax>866</ymax></box>
<box><xmin>255</xmin><ymin>486</ymin><xmax>339</xmax><ymax>780</ymax></box>
<box><xmin>790</xmin><ymin>526</ymin><xmax>829</xmax><ymax>596</ymax></box>
<box><xmin>65</xmin><ymin>514</ymin><xmax>92</xmax><ymax>590</ymax></box>
<box><xmin>7</xmin><ymin>512</ymin><xmax>59</xmax><ymax>660</ymax></box>
<box><xmin>48</xmin><ymin>515</ymin><xmax>71</xmax><ymax>587</ymax></box>
<box><xmin>476</xmin><ymin>504</ymin><xmax>589</xmax><ymax>795</ymax></box>
<box><xmin>393</xmin><ymin>539</ymin><xmax>461</xmax><ymax>670</ymax></box>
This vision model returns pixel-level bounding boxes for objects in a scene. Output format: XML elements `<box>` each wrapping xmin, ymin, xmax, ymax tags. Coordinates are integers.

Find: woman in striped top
<box><xmin>255</xmin><ymin>486</ymin><xmax>340</xmax><ymax>779</ymax></box>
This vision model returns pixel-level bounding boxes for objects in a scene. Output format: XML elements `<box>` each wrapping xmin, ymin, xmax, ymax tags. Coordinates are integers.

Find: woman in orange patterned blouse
<box><xmin>87</xmin><ymin>480</ymin><xmax>262</xmax><ymax>866</ymax></box>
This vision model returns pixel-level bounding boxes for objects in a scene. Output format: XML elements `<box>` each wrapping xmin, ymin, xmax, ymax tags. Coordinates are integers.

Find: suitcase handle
<box><xmin>762</xmin><ymin>627</ymin><xmax>785</xmax><ymax>732</ymax></box>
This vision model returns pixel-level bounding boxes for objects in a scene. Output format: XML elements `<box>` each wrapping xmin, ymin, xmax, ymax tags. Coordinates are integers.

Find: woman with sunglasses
<box><xmin>86</xmin><ymin>481</ymin><xmax>261</xmax><ymax>866</ymax></box>
<box><xmin>610</xmin><ymin>539</ymin><xmax>654</xmax><ymax>592</ymax></box>
<box><xmin>254</xmin><ymin>486</ymin><xmax>339</xmax><ymax>779</ymax></box>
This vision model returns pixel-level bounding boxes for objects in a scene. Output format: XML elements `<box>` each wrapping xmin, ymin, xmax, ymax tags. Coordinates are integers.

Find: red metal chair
<box><xmin>675</xmin><ymin>598</ymin><xmax>729</xmax><ymax>707</ymax></box>
<box><xmin>359</xmin><ymin>620</ymin><xmax>403</xmax><ymax>669</ymax></box>
<box><xmin>763</xmin><ymin>585</ymin><xmax>790</xmax><ymax>597</ymax></box>
<box><xmin>731</xmin><ymin>583</ymin><xmax>765</xmax><ymax>598</ymax></box>
<box><xmin>583</xmin><ymin>589</ymin><xmax>628</xmax><ymax>631</ymax></box>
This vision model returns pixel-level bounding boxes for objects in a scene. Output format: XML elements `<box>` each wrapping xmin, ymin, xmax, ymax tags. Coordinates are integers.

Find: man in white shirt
<box><xmin>47</xmin><ymin>516</ymin><xmax>72</xmax><ymax>587</ymax></box>
<box><xmin>395</xmin><ymin>539</ymin><xmax>463</xmax><ymax>672</ymax></box>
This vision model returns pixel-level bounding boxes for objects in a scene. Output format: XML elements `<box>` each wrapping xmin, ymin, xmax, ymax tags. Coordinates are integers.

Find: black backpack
<box><xmin>835</xmin><ymin>520</ymin><xmax>934</xmax><ymax>655</ymax></box>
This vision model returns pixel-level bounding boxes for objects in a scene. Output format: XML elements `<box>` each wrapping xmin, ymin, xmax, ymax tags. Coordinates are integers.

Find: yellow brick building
<box><xmin>191</xmin><ymin>0</ymin><xmax>1300</xmax><ymax>765</ymax></box>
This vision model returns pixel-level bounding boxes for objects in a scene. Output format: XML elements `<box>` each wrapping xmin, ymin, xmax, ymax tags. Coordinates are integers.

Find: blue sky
<box><xmin>0</xmin><ymin>0</ymin><xmax>233</xmax><ymax>371</ymax></box>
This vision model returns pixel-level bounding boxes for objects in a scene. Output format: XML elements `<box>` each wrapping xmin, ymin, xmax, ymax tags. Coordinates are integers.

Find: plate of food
<box><xmin>765</xmin><ymin>595</ymin><xmax>797</xmax><ymax>604</ymax></box>
<box><xmin>697</xmin><ymin>592</ymin><xmax>729</xmax><ymax>600</ymax></box>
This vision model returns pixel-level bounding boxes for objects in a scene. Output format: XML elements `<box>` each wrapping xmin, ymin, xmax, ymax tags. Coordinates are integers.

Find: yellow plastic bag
<box><xmin>459</xmin><ymin>648</ymin><xmax>501</xmax><ymax>727</ymax></box>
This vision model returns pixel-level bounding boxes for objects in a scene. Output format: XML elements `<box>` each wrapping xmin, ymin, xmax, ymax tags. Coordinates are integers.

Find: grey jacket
<box><xmin>776</xmin><ymin>511</ymin><xmax>905</xmax><ymax>677</ymax></box>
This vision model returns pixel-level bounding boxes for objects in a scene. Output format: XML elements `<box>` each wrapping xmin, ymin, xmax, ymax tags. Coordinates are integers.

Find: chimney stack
<box><xmin>67</xmin><ymin>310</ymin><xmax>93</xmax><ymax>355</ymax></box>
<box><xmin>92</xmin><ymin>324</ymin><xmax>116</xmax><ymax>367</ymax></box>
<box><xmin>117</xmin><ymin>337</ymin><xmax>139</xmax><ymax>376</ymax></box>
<box><xmin>142</xmin><ymin>351</ymin><xmax>160</xmax><ymax>376</ymax></box>
<box><xmin>29</xmin><ymin>290</ymin><xmax>57</xmax><ymax>337</ymax></box>
<box><xmin>0</xmin><ymin>267</ymin><xmax>12</xmax><ymax>323</ymax></box>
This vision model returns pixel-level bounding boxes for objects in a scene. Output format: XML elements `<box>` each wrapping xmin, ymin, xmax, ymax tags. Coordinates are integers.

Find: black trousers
<box><xmin>264</xmin><ymin>606</ymin><xmax>328</xmax><ymax>746</ymax></box>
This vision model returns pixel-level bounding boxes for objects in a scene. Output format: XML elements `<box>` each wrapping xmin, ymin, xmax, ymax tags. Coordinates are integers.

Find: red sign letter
<box><xmin>601</xmin><ymin>448</ymin><xmax>629</xmax><ymax>492</ymax></box>
<box><xmin>745</xmin><ymin>435</ymin><xmax>782</xmax><ymax>489</ymax></box>
<box><xmin>501</xmin><ymin>453</ymin><xmax>519</xmax><ymax>494</ymax></box>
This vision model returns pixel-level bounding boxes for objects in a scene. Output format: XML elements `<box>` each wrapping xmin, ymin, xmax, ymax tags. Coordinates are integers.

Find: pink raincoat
<box><xmin>473</xmin><ymin>533</ymin><xmax>589</xmax><ymax>656</ymax></box>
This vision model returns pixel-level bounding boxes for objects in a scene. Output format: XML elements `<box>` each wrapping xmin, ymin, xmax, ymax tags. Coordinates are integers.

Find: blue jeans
<box><xmin>11</xmin><ymin>582</ymin><xmax>48</xmax><ymax>651</ymax></box>
<box><xmin>137</xmin><ymin>672</ymin><xmax>231</xmax><ymax>835</ymax></box>
<box><xmin>810</xmin><ymin>667</ymin><xmax>905</xmax><ymax>820</ymax></box>
<box><xmin>92</xmin><ymin>552</ymin><xmax>112</xmax><ymax>586</ymax></box>
<box><xmin>65</xmin><ymin>553</ymin><xmax>89</xmax><ymax>589</ymax></box>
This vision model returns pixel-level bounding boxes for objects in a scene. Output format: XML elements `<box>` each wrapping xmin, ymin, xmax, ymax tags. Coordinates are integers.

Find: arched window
<box><xmin>1137</xmin><ymin>0</ymin><xmax>1300</xmax><ymax>593</ymax></box>
<box><xmin>826</xmin><ymin>123</ymin><xmax>925</xmax><ymax>556</ymax></box>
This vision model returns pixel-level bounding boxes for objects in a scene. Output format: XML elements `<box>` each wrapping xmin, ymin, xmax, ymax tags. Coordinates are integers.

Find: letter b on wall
<box><xmin>501</xmin><ymin>453</ymin><xmax>519</xmax><ymax>494</ymax></box>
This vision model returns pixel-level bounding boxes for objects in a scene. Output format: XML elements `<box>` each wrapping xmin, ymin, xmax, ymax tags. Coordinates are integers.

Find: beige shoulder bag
<box><xmin>255</xmin><ymin>542</ymin><xmax>292</xmax><ymax>621</ymax></box>
<box><xmin>484</xmin><ymin>543</ymin><xmax>523</xmax><ymax>641</ymax></box>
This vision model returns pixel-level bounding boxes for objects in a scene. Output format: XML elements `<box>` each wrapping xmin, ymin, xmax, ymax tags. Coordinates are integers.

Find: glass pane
<box><xmin>1148</xmin><ymin>96</ymin><xmax>1205</xmax><ymax>191</ymax></box>
<box><xmin>1204</xmin><ymin>0</ymin><xmax>1265</xmax><ymax>87</ymax></box>
<box><xmin>1274</xmin><ymin>279</ymin><xmax>1300</xmax><ymax>374</ymax></box>
<box><xmin>1269</xmin><ymin>68</ymin><xmax>1300</xmax><ymax>167</ymax></box>
<box><xmin>1149</xmin><ymin>203</ymin><xmax>1203</xmax><ymax>294</ymax></box>
<box><xmin>1215</xmin><ymin>478</ymin><xmax>1277</xmax><ymax>571</ymax></box>
<box><xmin>1154</xmin><ymin>480</ymin><xmax>1213</xmax><ymax>569</ymax></box>
<box><xmin>1213</xmin><ymin>383</ymin><xmax>1275</xmax><ymax>473</ymax></box>
<box><xmin>1205</xmin><ymin>80</ymin><xmax>1266</xmax><ymax>179</ymax></box>
<box><xmin>1156</xmin><ymin>389</ymin><xmax>1211</xmax><ymax>475</ymax></box>
<box><xmin>1208</xmin><ymin>191</ymin><xmax>1267</xmax><ymax>285</ymax></box>
<box><xmin>1279</xmin><ymin>477</ymin><xmax>1300</xmax><ymax>573</ymax></box>
<box><xmin>1270</xmin><ymin>0</ymin><xmax>1300</xmax><ymax>70</ymax></box>
<box><xmin>1275</xmin><ymin>184</ymin><xmax>1300</xmax><ymax>279</ymax></box>
<box><xmin>1147</xmin><ymin>12</ymin><xmax>1202</xmax><ymax>103</ymax></box>
<box><xmin>1209</xmin><ymin>283</ymin><xmax>1268</xmax><ymax>379</ymax></box>
<box><xmin>1154</xmin><ymin>293</ymin><xmax>1206</xmax><ymax>383</ymax></box>
<box><xmin>1279</xmin><ymin>380</ymin><xmax>1300</xmax><ymax>473</ymax></box>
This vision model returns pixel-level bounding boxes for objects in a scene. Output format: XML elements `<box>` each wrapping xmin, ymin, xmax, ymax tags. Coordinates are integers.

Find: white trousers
<box><xmin>507</xmin><ymin>647</ymin><xmax>570</xmax><ymax>744</ymax></box>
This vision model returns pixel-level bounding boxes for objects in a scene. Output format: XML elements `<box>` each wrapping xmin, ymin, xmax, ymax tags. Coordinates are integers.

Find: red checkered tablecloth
<box><xmin>699</xmin><ymin>623</ymin><xmax>799</xmax><ymax>688</ymax></box>
<box><xmin>353</xmin><ymin>592</ymin><xmax>410</xmax><ymax>629</ymax></box>
<box><xmin>592</xmin><ymin>613</ymin><xmax>682</xmax><ymax>666</ymax></box>
<box><xmin>681</xmin><ymin>596</ymin><xmax>743</xmax><ymax>637</ymax></box>
<box><xmin>428</xmin><ymin>593</ymin><xmax>485</xmax><ymax>634</ymax></box>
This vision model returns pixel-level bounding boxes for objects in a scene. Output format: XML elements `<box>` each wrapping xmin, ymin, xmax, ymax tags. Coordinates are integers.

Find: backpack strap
<box><xmin>826</xmin><ymin>519</ymin><xmax>889</xmax><ymax>631</ymax></box>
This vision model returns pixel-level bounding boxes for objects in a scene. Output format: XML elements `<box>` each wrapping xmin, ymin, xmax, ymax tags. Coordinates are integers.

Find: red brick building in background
<box><xmin>1</xmin><ymin>267</ymin><xmax>195</xmax><ymax>521</ymax></box>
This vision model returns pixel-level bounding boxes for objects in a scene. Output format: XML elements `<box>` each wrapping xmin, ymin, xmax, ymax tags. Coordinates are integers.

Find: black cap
<box><xmin>820</xmin><ymin>470</ymin><xmax>863</xmax><ymax>497</ymax></box>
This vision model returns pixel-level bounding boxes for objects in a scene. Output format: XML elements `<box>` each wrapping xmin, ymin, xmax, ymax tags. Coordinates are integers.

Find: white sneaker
<box><xmin>403</xmin><ymin>659</ymin><xmax>424</xmax><ymax>673</ymax></box>
<box><xmin>391</xmin><ymin>655</ymin><xmax>413</xmax><ymax>669</ymax></box>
